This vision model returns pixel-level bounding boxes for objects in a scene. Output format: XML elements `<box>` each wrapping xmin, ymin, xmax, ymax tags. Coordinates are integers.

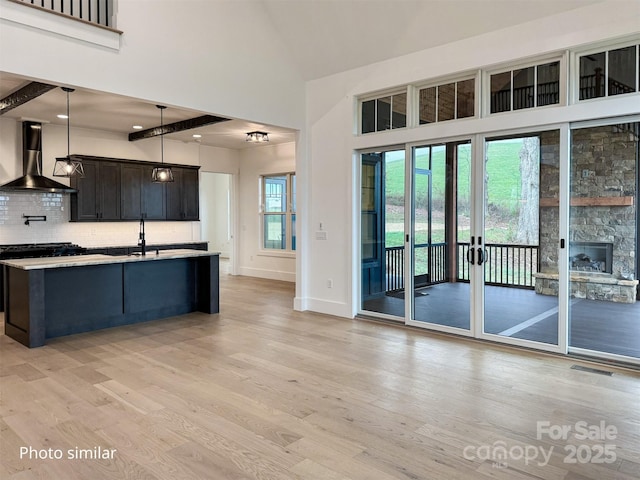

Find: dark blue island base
<box><xmin>3</xmin><ymin>252</ymin><xmax>219</xmax><ymax>347</ymax></box>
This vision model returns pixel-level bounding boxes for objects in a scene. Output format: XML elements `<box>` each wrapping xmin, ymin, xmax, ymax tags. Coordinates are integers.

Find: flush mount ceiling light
<box><xmin>53</xmin><ymin>87</ymin><xmax>84</xmax><ymax>177</ymax></box>
<box><xmin>246</xmin><ymin>131</ymin><xmax>269</xmax><ymax>143</ymax></box>
<box><xmin>151</xmin><ymin>105</ymin><xmax>174</xmax><ymax>183</ymax></box>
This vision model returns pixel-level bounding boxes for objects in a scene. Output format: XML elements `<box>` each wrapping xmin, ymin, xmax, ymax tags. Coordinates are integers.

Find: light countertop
<box><xmin>0</xmin><ymin>249</ymin><xmax>220</xmax><ymax>270</ymax></box>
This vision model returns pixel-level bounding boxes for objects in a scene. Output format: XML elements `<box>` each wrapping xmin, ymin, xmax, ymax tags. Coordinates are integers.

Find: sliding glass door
<box><xmin>568</xmin><ymin>121</ymin><xmax>640</xmax><ymax>360</ymax></box>
<box><xmin>481</xmin><ymin>131</ymin><xmax>561</xmax><ymax>350</ymax></box>
<box><xmin>408</xmin><ymin>141</ymin><xmax>472</xmax><ymax>331</ymax></box>
<box><xmin>361</xmin><ymin>149</ymin><xmax>406</xmax><ymax>318</ymax></box>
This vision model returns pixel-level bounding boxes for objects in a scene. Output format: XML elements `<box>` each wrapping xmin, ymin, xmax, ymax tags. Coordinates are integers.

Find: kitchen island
<box><xmin>2</xmin><ymin>250</ymin><xmax>219</xmax><ymax>347</ymax></box>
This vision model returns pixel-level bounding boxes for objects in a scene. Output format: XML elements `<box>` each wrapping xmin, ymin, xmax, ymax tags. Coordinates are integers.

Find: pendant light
<box><xmin>53</xmin><ymin>87</ymin><xmax>84</xmax><ymax>177</ymax></box>
<box><xmin>151</xmin><ymin>105</ymin><xmax>174</xmax><ymax>183</ymax></box>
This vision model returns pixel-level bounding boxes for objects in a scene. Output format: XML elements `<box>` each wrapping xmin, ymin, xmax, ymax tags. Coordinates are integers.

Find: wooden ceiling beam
<box><xmin>0</xmin><ymin>82</ymin><xmax>57</xmax><ymax>115</ymax></box>
<box><xmin>128</xmin><ymin>114</ymin><xmax>230</xmax><ymax>141</ymax></box>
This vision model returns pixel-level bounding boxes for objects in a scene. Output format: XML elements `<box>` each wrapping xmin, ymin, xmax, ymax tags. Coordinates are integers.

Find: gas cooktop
<box><xmin>0</xmin><ymin>242</ymin><xmax>87</xmax><ymax>259</ymax></box>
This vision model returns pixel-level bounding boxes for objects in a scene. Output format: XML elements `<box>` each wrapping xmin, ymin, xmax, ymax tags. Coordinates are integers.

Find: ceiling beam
<box><xmin>0</xmin><ymin>82</ymin><xmax>57</xmax><ymax>115</ymax></box>
<box><xmin>128</xmin><ymin>114</ymin><xmax>230</xmax><ymax>141</ymax></box>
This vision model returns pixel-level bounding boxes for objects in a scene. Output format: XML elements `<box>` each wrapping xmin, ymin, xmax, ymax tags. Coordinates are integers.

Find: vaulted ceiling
<box><xmin>260</xmin><ymin>0</ymin><xmax>602</xmax><ymax>81</ymax></box>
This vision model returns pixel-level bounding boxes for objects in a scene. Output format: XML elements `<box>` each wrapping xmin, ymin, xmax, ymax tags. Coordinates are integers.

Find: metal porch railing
<box><xmin>386</xmin><ymin>242</ymin><xmax>539</xmax><ymax>293</ymax></box>
<box><xmin>17</xmin><ymin>0</ymin><xmax>114</xmax><ymax>28</ymax></box>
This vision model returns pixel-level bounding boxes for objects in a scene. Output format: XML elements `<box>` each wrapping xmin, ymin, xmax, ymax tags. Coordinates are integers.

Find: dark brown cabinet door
<box><xmin>71</xmin><ymin>160</ymin><xmax>99</xmax><ymax>220</ymax></box>
<box><xmin>181</xmin><ymin>168</ymin><xmax>200</xmax><ymax>220</ymax></box>
<box><xmin>71</xmin><ymin>160</ymin><xmax>120</xmax><ymax>221</ymax></box>
<box><xmin>121</xmin><ymin>164</ymin><xmax>165</xmax><ymax>220</ymax></box>
<box><xmin>166</xmin><ymin>167</ymin><xmax>199</xmax><ymax>220</ymax></box>
<box><xmin>120</xmin><ymin>164</ymin><xmax>143</xmax><ymax>220</ymax></box>
<box><xmin>165</xmin><ymin>168</ymin><xmax>183</xmax><ymax>220</ymax></box>
<box><xmin>141</xmin><ymin>164</ymin><xmax>166</xmax><ymax>220</ymax></box>
<box><xmin>97</xmin><ymin>161</ymin><xmax>121</xmax><ymax>220</ymax></box>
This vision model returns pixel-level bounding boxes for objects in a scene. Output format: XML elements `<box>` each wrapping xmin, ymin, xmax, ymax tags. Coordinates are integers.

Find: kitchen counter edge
<box><xmin>0</xmin><ymin>249</ymin><xmax>220</xmax><ymax>270</ymax></box>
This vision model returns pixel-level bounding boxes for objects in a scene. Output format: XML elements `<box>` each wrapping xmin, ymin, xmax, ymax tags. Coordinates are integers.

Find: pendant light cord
<box><xmin>66</xmin><ymin>90</ymin><xmax>70</xmax><ymax>157</ymax></box>
<box><xmin>160</xmin><ymin>106</ymin><xmax>164</xmax><ymax>165</ymax></box>
<box><xmin>61</xmin><ymin>87</ymin><xmax>75</xmax><ymax>159</ymax></box>
<box><xmin>157</xmin><ymin>104</ymin><xmax>166</xmax><ymax>165</ymax></box>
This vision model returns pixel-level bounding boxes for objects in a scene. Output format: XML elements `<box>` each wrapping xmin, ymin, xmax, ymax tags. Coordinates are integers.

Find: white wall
<box><xmin>238</xmin><ymin>142</ymin><xmax>296</xmax><ymax>282</ymax></box>
<box><xmin>301</xmin><ymin>1</ymin><xmax>640</xmax><ymax>318</ymax></box>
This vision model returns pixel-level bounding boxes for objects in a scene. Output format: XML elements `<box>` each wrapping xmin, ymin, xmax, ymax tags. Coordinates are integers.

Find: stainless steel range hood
<box><xmin>0</xmin><ymin>121</ymin><xmax>76</xmax><ymax>193</ymax></box>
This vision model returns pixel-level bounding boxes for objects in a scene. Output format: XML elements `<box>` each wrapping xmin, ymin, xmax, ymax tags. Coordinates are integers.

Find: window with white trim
<box><xmin>489</xmin><ymin>60</ymin><xmax>561</xmax><ymax>113</ymax></box>
<box><xmin>261</xmin><ymin>173</ymin><xmax>296</xmax><ymax>251</ymax></box>
<box><xmin>578</xmin><ymin>43</ymin><xmax>639</xmax><ymax>100</ymax></box>
<box><xmin>361</xmin><ymin>91</ymin><xmax>407</xmax><ymax>134</ymax></box>
<box><xmin>418</xmin><ymin>77</ymin><xmax>476</xmax><ymax>124</ymax></box>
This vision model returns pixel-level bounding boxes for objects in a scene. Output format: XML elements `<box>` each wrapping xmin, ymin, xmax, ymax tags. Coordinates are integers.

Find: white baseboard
<box><xmin>238</xmin><ymin>266</ymin><xmax>295</xmax><ymax>283</ymax></box>
<box><xmin>299</xmin><ymin>297</ymin><xmax>353</xmax><ymax>318</ymax></box>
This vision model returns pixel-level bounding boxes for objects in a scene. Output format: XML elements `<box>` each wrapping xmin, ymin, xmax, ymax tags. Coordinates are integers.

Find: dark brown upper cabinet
<box><xmin>69</xmin><ymin>156</ymin><xmax>198</xmax><ymax>222</ymax></box>
<box><xmin>166</xmin><ymin>167</ymin><xmax>199</xmax><ymax>221</ymax></box>
<box><xmin>70</xmin><ymin>159</ymin><xmax>121</xmax><ymax>221</ymax></box>
<box><xmin>120</xmin><ymin>163</ymin><xmax>166</xmax><ymax>220</ymax></box>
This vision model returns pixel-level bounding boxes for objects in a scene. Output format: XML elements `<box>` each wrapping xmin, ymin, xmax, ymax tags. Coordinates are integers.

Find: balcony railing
<box><xmin>385</xmin><ymin>242</ymin><xmax>539</xmax><ymax>293</ymax></box>
<box><xmin>16</xmin><ymin>0</ymin><xmax>114</xmax><ymax>28</ymax></box>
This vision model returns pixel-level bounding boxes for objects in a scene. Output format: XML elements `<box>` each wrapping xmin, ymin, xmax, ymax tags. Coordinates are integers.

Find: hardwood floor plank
<box><xmin>290</xmin><ymin>458</ymin><xmax>351</xmax><ymax>480</ymax></box>
<box><xmin>94</xmin><ymin>380</ymin><xmax>165</xmax><ymax>415</ymax></box>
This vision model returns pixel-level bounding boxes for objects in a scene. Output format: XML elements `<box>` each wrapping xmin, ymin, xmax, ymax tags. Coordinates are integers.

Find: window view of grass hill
<box><xmin>384</xmin><ymin>138</ymin><xmax>538</xmax><ymax>248</ymax></box>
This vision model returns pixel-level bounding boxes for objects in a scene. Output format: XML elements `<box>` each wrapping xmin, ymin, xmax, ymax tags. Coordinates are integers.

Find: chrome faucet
<box><xmin>138</xmin><ymin>218</ymin><xmax>146</xmax><ymax>256</ymax></box>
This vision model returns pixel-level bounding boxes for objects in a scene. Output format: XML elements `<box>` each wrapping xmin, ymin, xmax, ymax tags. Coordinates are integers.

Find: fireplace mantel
<box><xmin>540</xmin><ymin>196</ymin><xmax>634</xmax><ymax>207</ymax></box>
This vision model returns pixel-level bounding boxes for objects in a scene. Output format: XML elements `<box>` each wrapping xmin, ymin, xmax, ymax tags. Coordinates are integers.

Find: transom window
<box><xmin>361</xmin><ymin>91</ymin><xmax>407</xmax><ymax>134</ymax></box>
<box><xmin>579</xmin><ymin>44</ymin><xmax>639</xmax><ymax>100</ymax></box>
<box><xmin>489</xmin><ymin>60</ymin><xmax>560</xmax><ymax>113</ymax></box>
<box><xmin>418</xmin><ymin>77</ymin><xmax>475</xmax><ymax>124</ymax></box>
<box><xmin>261</xmin><ymin>173</ymin><xmax>296</xmax><ymax>251</ymax></box>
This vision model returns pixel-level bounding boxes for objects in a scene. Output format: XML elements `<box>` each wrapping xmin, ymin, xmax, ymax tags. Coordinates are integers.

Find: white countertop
<box><xmin>0</xmin><ymin>249</ymin><xmax>220</xmax><ymax>270</ymax></box>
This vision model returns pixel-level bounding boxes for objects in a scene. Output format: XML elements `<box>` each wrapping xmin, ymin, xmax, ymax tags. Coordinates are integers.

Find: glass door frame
<box><xmin>404</xmin><ymin>135</ymin><xmax>478</xmax><ymax>337</ymax></box>
<box><xmin>474</xmin><ymin>126</ymin><xmax>570</xmax><ymax>355</ymax></box>
<box><xmin>566</xmin><ymin>115</ymin><xmax>640</xmax><ymax>365</ymax></box>
<box><xmin>357</xmin><ymin>145</ymin><xmax>407</xmax><ymax>322</ymax></box>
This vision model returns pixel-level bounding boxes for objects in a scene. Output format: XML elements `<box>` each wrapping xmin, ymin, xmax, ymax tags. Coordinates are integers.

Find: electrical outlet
<box><xmin>327</xmin><ymin>279</ymin><xmax>333</xmax><ymax>288</ymax></box>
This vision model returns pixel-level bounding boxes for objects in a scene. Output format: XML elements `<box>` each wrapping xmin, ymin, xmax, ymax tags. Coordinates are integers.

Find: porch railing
<box><xmin>386</xmin><ymin>242</ymin><xmax>447</xmax><ymax>292</ymax></box>
<box><xmin>385</xmin><ymin>242</ymin><xmax>539</xmax><ymax>293</ymax></box>
<box><xmin>16</xmin><ymin>0</ymin><xmax>114</xmax><ymax>28</ymax></box>
<box><xmin>458</xmin><ymin>242</ymin><xmax>539</xmax><ymax>288</ymax></box>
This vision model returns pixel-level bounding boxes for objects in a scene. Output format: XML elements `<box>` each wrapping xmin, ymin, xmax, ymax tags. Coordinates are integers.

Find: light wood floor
<box><xmin>1</xmin><ymin>270</ymin><xmax>639</xmax><ymax>479</ymax></box>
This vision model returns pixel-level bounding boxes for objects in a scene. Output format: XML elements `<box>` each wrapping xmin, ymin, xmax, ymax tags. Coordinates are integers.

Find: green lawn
<box><xmin>382</xmin><ymin>139</ymin><xmax>527</xmax><ymax>246</ymax></box>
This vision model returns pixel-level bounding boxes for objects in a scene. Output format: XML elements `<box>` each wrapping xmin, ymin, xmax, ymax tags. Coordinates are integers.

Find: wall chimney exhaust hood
<box><xmin>0</xmin><ymin>121</ymin><xmax>76</xmax><ymax>193</ymax></box>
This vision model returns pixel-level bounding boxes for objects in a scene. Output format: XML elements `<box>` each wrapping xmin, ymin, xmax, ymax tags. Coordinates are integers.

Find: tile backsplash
<box><xmin>0</xmin><ymin>192</ymin><xmax>200</xmax><ymax>246</ymax></box>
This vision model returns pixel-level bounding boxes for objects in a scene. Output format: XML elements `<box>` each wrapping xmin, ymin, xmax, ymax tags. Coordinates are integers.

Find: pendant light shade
<box><xmin>53</xmin><ymin>87</ymin><xmax>84</xmax><ymax>177</ymax></box>
<box><xmin>152</xmin><ymin>105</ymin><xmax>174</xmax><ymax>183</ymax></box>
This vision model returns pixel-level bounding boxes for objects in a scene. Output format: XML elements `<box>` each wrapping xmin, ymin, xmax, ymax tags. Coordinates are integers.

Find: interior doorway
<box><xmin>200</xmin><ymin>172</ymin><xmax>235</xmax><ymax>274</ymax></box>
